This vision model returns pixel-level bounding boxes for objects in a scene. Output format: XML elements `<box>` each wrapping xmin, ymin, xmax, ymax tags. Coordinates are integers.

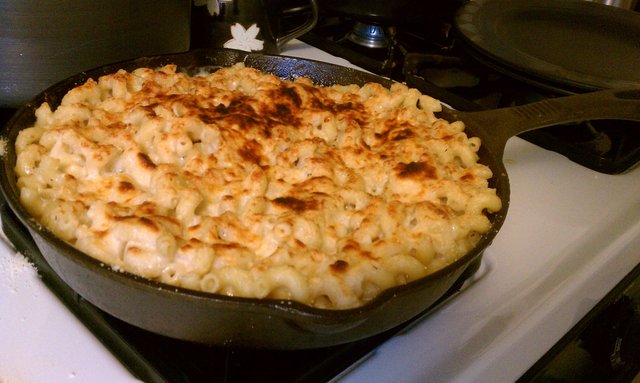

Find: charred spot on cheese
<box><xmin>390</xmin><ymin>128</ymin><xmax>414</xmax><ymax>141</ymax></box>
<box><xmin>341</xmin><ymin>241</ymin><xmax>358</xmax><ymax>253</ymax></box>
<box><xmin>361</xmin><ymin>250</ymin><xmax>376</xmax><ymax>260</ymax></box>
<box><xmin>292</xmin><ymin>239</ymin><xmax>306</xmax><ymax>249</ymax></box>
<box><xmin>330</xmin><ymin>259</ymin><xmax>349</xmax><ymax>273</ymax></box>
<box><xmin>197</xmin><ymin>97</ymin><xmax>260</xmax><ymax>127</ymax></box>
<box><xmin>126</xmin><ymin>246</ymin><xmax>143</xmax><ymax>255</ymax></box>
<box><xmin>107</xmin><ymin>121</ymin><xmax>128</xmax><ymax>131</ymax></box>
<box><xmin>261</xmin><ymin>87</ymin><xmax>303</xmax><ymax>126</ymax></box>
<box><xmin>180</xmin><ymin>238</ymin><xmax>202</xmax><ymax>251</ymax></box>
<box><xmin>340</xmin><ymin>240</ymin><xmax>376</xmax><ymax>260</ymax></box>
<box><xmin>213</xmin><ymin>242</ymin><xmax>246</xmax><ymax>252</ymax></box>
<box><xmin>238</xmin><ymin>139</ymin><xmax>264</xmax><ymax>164</ymax></box>
<box><xmin>136</xmin><ymin>201</ymin><xmax>159</xmax><ymax>215</ymax></box>
<box><xmin>302</xmin><ymin>84</ymin><xmax>328</xmax><ymax>109</ymax></box>
<box><xmin>219</xmin><ymin>97</ymin><xmax>257</xmax><ymax>115</ymax></box>
<box><xmin>427</xmin><ymin>201</ymin><xmax>452</xmax><ymax>219</ymax></box>
<box><xmin>333</xmin><ymin>101</ymin><xmax>362</xmax><ymax>114</ymax></box>
<box><xmin>460</xmin><ymin>172</ymin><xmax>475</xmax><ymax>182</ymax></box>
<box><xmin>197</xmin><ymin>110</ymin><xmax>216</xmax><ymax>125</ymax></box>
<box><xmin>395</xmin><ymin>161</ymin><xmax>437</xmax><ymax>179</ymax></box>
<box><xmin>137</xmin><ymin>152</ymin><xmax>157</xmax><ymax>169</ymax></box>
<box><xmin>375</xmin><ymin>126</ymin><xmax>414</xmax><ymax>142</ymax></box>
<box><xmin>222</xmin><ymin>101</ymin><xmax>262</xmax><ymax>129</ymax></box>
<box><xmin>118</xmin><ymin>181</ymin><xmax>136</xmax><ymax>193</ymax></box>
<box><xmin>272</xmin><ymin>197</ymin><xmax>318</xmax><ymax>212</ymax></box>
<box><xmin>304</xmin><ymin>84</ymin><xmax>366</xmax><ymax>119</ymax></box>
<box><xmin>273</xmin><ymin>86</ymin><xmax>302</xmax><ymax>108</ymax></box>
<box><xmin>440</xmin><ymin>134</ymin><xmax>454</xmax><ymax>141</ymax></box>
<box><xmin>138</xmin><ymin>217</ymin><xmax>160</xmax><ymax>232</ymax></box>
<box><xmin>275</xmin><ymin>104</ymin><xmax>292</xmax><ymax>119</ymax></box>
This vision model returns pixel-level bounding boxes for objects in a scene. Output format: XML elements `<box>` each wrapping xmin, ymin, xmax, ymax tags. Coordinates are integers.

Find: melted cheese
<box><xmin>14</xmin><ymin>63</ymin><xmax>501</xmax><ymax>309</ymax></box>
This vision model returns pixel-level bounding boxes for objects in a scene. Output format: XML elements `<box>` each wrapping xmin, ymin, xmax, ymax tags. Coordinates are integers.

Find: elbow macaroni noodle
<box><xmin>14</xmin><ymin>63</ymin><xmax>501</xmax><ymax>309</ymax></box>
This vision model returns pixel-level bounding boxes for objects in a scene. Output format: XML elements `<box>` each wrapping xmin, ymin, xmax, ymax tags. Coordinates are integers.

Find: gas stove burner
<box><xmin>347</xmin><ymin>22</ymin><xmax>391</xmax><ymax>48</ymax></box>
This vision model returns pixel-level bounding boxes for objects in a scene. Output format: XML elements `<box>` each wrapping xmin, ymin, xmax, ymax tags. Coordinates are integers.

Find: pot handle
<box><xmin>442</xmin><ymin>88</ymin><xmax>640</xmax><ymax>157</ymax></box>
<box><xmin>276</xmin><ymin>0</ymin><xmax>319</xmax><ymax>50</ymax></box>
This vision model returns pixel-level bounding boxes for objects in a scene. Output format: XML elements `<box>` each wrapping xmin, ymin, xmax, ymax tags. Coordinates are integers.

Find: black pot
<box><xmin>0</xmin><ymin>0</ymin><xmax>191</xmax><ymax>108</ymax></box>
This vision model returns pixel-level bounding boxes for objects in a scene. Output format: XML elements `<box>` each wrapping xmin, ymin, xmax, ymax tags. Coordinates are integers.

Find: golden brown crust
<box><xmin>14</xmin><ymin>63</ymin><xmax>501</xmax><ymax>309</ymax></box>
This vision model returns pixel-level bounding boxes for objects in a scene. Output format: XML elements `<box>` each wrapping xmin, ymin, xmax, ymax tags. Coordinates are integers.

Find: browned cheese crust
<box><xmin>14</xmin><ymin>63</ymin><xmax>501</xmax><ymax>309</ymax></box>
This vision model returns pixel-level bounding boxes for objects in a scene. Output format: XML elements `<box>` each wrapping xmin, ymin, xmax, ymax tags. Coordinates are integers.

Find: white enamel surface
<box><xmin>0</xmin><ymin>240</ymin><xmax>138</xmax><ymax>383</ymax></box>
<box><xmin>1</xmin><ymin>40</ymin><xmax>639</xmax><ymax>383</ymax></box>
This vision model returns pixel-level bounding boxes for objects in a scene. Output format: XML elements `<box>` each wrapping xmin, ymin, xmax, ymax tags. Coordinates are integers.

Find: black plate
<box><xmin>455</xmin><ymin>0</ymin><xmax>640</xmax><ymax>92</ymax></box>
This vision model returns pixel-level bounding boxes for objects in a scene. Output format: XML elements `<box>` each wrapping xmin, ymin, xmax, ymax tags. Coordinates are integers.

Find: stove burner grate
<box><xmin>347</xmin><ymin>22</ymin><xmax>392</xmax><ymax>48</ymax></box>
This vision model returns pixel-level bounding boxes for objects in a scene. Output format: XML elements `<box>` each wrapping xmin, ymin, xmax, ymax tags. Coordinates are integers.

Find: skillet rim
<box><xmin>0</xmin><ymin>48</ymin><xmax>510</xmax><ymax>336</ymax></box>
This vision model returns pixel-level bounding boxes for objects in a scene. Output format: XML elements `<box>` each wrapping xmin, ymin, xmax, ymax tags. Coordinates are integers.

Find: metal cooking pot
<box><xmin>1</xmin><ymin>49</ymin><xmax>639</xmax><ymax>349</ymax></box>
<box><xmin>0</xmin><ymin>0</ymin><xmax>191</xmax><ymax>108</ymax></box>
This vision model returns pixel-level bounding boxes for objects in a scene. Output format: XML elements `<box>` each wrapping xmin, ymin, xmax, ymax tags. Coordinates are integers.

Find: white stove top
<box><xmin>1</xmin><ymin>41</ymin><xmax>639</xmax><ymax>383</ymax></box>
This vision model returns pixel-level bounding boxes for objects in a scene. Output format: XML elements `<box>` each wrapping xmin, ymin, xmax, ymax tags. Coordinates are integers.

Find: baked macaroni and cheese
<box><xmin>14</xmin><ymin>63</ymin><xmax>501</xmax><ymax>309</ymax></box>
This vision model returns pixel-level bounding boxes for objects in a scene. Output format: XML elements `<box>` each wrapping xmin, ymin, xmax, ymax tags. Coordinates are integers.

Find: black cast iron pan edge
<box><xmin>0</xmin><ymin>48</ymin><xmax>490</xmax><ymax>348</ymax></box>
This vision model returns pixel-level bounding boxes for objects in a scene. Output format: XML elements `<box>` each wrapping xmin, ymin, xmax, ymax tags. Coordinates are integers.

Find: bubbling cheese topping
<box><xmin>14</xmin><ymin>63</ymin><xmax>501</xmax><ymax>309</ymax></box>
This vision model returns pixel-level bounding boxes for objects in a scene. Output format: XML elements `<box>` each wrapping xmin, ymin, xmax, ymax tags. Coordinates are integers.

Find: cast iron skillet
<box><xmin>1</xmin><ymin>49</ymin><xmax>639</xmax><ymax>349</ymax></box>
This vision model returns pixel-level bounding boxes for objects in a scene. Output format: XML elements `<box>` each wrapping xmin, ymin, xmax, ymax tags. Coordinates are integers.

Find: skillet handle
<box><xmin>449</xmin><ymin>88</ymin><xmax>640</xmax><ymax>156</ymax></box>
